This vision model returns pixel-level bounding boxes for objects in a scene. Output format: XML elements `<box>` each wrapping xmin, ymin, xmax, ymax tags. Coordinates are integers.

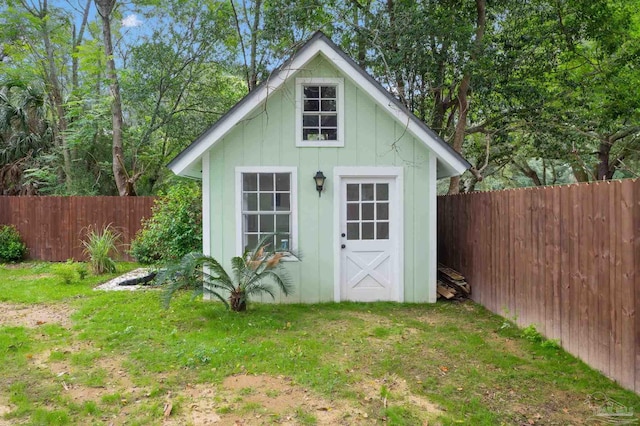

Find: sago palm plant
<box><xmin>159</xmin><ymin>235</ymin><xmax>294</xmax><ymax>312</ymax></box>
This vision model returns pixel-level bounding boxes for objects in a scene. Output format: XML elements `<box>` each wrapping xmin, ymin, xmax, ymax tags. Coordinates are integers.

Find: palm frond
<box><xmin>258</xmin><ymin>269</ymin><xmax>294</xmax><ymax>296</ymax></box>
<box><xmin>244</xmin><ymin>281</ymin><xmax>276</xmax><ymax>300</ymax></box>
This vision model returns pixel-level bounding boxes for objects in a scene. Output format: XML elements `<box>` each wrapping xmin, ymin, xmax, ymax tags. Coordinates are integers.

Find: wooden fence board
<box><xmin>0</xmin><ymin>196</ymin><xmax>156</xmax><ymax>262</ymax></box>
<box><xmin>620</xmin><ymin>180</ymin><xmax>635</xmax><ymax>390</ymax></box>
<box><xmin>437</xmin><ymin>179</ymin><xmax>640</xmax><ymax>394</ymax></box>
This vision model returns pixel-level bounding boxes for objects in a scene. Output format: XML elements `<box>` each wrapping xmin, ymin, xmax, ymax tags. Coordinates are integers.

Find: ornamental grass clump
<box><xmin>82</xmin><ymin>224</ymin><xmax>120</xmax><ymax>274</ymax></box>
<box><xmin>158</xmin><ymin>235</ymin><xmax>294</xmax><ymax>312</ymax></box>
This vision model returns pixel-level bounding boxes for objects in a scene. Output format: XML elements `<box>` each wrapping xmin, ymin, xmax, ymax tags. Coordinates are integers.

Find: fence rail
<box><xmin>438</xmin><ymin>179</ymin><xmax>640</xmax><ymax>394</ymax></box>
<box><xmin>0</xmin><ymin>196</ymin><xmax>156</xmax><ymax>262</ymax></box>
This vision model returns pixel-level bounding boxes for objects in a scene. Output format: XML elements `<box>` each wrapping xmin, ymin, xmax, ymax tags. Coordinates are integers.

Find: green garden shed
<box><xmin>168</xmin><ymin>32</ymin><xmax>470</xmax><ymax>303</ymax></box>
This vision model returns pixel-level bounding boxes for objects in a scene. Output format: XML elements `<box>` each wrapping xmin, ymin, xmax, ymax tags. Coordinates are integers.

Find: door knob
<box><xmin>341</xmin><ymin>244</ymin><xmax>346</xmax><ymax>249</ymax></box>
<box><xmin>341</xmin><ymin>233</ymin><xmax>346</xmax><ymax>237</ymax></box>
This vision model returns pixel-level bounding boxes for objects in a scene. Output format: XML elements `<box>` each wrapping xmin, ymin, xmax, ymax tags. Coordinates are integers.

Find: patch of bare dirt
<box><xmin>358</xmin><ymin>374</ymin><xmax>443</xmax><ymax>417</ymax></box>
<box><xmin>163</xmin><ymin>374</ymin><xmax>374</xmax><ymax>425</ymax></box>
<box><xmin>0</xmin><ymin>302</ymin><xmax>72</xmax><ymax>329</ymax></box>
<box><xmin>162</xmin><ymin>373</ymin><xmax>445</xmax><ymax>425</ymax></box>
<box><xmin>0</xmin><ymin>396</ymin><xmax>15</xmax><ymax>426</ymax></box>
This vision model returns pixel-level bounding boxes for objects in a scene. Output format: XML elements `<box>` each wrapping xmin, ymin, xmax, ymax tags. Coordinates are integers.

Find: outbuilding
<box><xmin>168</xmin><ymin>31</ymin><xmax>470</xmax><ymax>303</ymax></box>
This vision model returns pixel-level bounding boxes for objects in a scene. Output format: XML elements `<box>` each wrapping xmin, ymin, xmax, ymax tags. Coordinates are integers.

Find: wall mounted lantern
<box><xmin>313</xmin><ymin>171</ymin><xmax>326</xmax><ymax>197</ymax></box>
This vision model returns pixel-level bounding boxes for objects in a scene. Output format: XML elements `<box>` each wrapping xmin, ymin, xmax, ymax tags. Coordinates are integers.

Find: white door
<box><xmin>339</xmin><ymin>177</ymin><xmax>398</xmax><ymax>301</ymax></box>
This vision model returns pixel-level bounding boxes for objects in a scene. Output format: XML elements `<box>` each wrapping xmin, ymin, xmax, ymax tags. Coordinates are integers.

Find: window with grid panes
<box><xmin>296</xmin><ymin>78</ymin><xmax>343</xmax><ymax>147</ymax></box>
<box><xmin>241</xmin><ymin>172</ymin><xmax>292</xmax><ymax>252</ymax></box>
<box><xmin>302</xmin><ymin>84</ymin><xmax>338</xmax><ymax>141</ymax></box>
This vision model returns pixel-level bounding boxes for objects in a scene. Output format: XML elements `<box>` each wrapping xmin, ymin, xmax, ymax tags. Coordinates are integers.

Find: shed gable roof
<box><xmin>168</xmin><ymin>31</ymin><xmax>470</xmax><ymax>179</ymax></box>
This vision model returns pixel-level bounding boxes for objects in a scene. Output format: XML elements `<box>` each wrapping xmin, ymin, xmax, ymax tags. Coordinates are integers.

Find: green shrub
<box><xmin>130</xmin><ymin>183</ymin><xmax>202</xmax><ymax>264</ymax></box>
<box><xmin>0</xmin><ymin>225</ymin><xmax>28</xmax><ymax>262</ymax></box>
<box><xmin>51</xmin><ymin>260</ymin><xmax>79</xmax><ymax>284</ymax></box>
<box><xmin>82</xmin><ymin>224</ymin><xmax>120</xmax><ymax>274</ymax></box>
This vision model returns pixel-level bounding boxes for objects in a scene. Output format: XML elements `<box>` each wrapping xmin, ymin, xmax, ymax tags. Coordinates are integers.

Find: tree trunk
<box><xmin>248</xmin><ymin>0</ymin><xmax>263</xmax><ymax>91</ymax></box>
<box><xmin>40</xmin><ymin>0</ymin><xmax>73</xmax><ymax>192</ymax></box>
<box><xmin>514</xmin><ymin>160</ymin><xmax>543</xmax><ymax>186</ymax></box>
<box><xmin>72</xmin><ymin>0</ymin><xmax>92</xmax><ymax>92</ymax></box>
<box><xmin>447</xmin><ymin>0</ymin><xmax>486</xmax><ymax>195</ymax></box>
<box><xmin>96</xmin><ymin>0</ymin><xmax>134</xmax><ymax>196</ymax></box>
<box><xmin>229</xmin><ymin>290</ymin><xmax>247</xmax><ymax>312</ymax></box>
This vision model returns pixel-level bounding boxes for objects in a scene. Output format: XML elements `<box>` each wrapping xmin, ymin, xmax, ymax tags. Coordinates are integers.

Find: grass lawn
<box><xmin>0</xmin><ymin>263</ymin><xmax>638</xmax><ymax>425</ymax></box>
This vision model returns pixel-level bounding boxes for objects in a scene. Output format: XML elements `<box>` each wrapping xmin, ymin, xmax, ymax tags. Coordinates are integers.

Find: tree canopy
<box><xmin>0</xmin><ymin>0</ymin><xmax>637</xmax><ymax>195</ymax></box>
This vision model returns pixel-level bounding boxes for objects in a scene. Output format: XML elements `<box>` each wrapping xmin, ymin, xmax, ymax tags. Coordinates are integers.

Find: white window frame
<box><xmin>235</xmin><ymin>166</ymin><xmax>298</xmax><ymax>261</ymax></box>
<box><xmin>296</xmin><ymin>77</ymin><xmax>345</xmax><ymax>147</ymax></box>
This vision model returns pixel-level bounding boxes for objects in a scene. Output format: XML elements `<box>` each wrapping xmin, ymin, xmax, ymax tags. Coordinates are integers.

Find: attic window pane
<box><xmin>304</xmin><ymin>100</ymin><xmax>319</xmax><ymax>112</ymax></box>
<box><xmin>303</xmin><ymin>129</ymin><xmax>319</xmax><ymax>140</ymax></box>
<box><xmin>303</xmin><ymin>115</ymin><xmax>319</xmax><ymax>127</ymax></box>
<box><xmin>323</xmin><ymin>129</ymin><xmax>337</xmax><ymax>140</ymax></box>
<box><xmin>321</xmin><ymin>115</ymin><xmax>337</xmax><ymax>127</ymax></box>
<box><xmin>304</xmin><ymin>86</ymin><xmax>320</xmax><ymax>98</ymax></box>
<box><xmin>321</xmin><ymin>100</ymin><xmax>336</xmax><ymax>112</ymax></box>
<box><xmin>321</xmin><ymin>86</ymin><xmax>336</xmax><ymax>98</ymax></box>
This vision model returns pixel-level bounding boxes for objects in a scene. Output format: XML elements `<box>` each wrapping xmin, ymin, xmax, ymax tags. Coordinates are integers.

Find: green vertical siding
<box><xmin>206</xmin><ymin>54</ymin><xmax>434</xmax><ymax>303</ymax></box>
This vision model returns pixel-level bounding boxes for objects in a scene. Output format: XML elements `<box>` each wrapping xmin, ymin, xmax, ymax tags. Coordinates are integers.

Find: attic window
<box><xmin>296</xmin><ymin>78</ymin><xmax>344</xmax><ymax>147</ymax></box>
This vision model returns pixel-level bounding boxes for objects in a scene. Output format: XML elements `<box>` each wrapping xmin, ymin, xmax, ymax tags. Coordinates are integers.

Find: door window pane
<box><xmin>347</xmin><ymin>204</ymin><xmax>359</xmax><ymax>220</ymax></box>
<box><xmin>376</xmin><ymin>183</ymin><xmax>388</xmax><ymax>201</ymax></box>
<box><xmin>362</xmin><ymin>203</ymin><xmax>374</xmax><ymax>220</ymax></box>
<box><xmin>347</xmin><ymin>184</ymin><xmax>359</xmax><ymax>201</ymax></box>
<box><xmin>361</xmin><ymin>184</ymin><xmax>374</xmax><ymax>201</ymax></box>
<box><xmin>347</xmin><ymin>223</ymin><xmax>359</xmax><ymax>240</ymax></box>
<box><xmin>377</xmin><ymin>203</ymin><xmax>389</xmax><ymax>220</ymax></box>
<box><xmin>361</xmin><ymin>222</ymin><xmax>374</xmax><ymax>240</ymax></box>
<box><xmin>376</xmin><ymin>222</ymin><xmax>389</xmax><ymax>240</ymax></box>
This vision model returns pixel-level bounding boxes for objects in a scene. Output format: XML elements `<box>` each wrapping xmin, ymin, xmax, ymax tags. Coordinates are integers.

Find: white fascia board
<box><xmin>315</xmin><ymin>44</ymin><xmax>469</xmax><ymax>176</ymax></box>
<box><xmin>169</xmin><ymin>40</ymin><xmax>327</xmax><ymax>177</ymax></box>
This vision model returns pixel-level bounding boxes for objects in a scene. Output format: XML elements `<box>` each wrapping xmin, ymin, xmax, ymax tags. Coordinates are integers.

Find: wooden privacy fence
<box><xmin>438</xmin><ymin>179</ymin><xmax>640</xmax><ymax>394</ymax></box>
<box><xmin>0</xmin><ymin>196</ymin><xmax>156</xmax><ymax>262</ymax></box>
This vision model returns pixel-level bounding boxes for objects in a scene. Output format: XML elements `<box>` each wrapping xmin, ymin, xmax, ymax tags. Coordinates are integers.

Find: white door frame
<box><xmin>333</xmin><ymin>166</ymin><xmax>404</xmax><ymax>302</ymax></box>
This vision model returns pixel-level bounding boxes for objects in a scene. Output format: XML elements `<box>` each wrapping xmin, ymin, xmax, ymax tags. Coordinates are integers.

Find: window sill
<box><xmin>296</xmin><ymin>140</ymin><xmax>344</xmax><ymax>148</ymax></box>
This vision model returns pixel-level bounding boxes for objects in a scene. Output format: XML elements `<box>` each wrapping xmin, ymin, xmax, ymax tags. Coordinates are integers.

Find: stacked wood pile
<box><xmin>437</xmin><ymin>263</ymin><xmax>471</xmax><ymax>300</ymax></box>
